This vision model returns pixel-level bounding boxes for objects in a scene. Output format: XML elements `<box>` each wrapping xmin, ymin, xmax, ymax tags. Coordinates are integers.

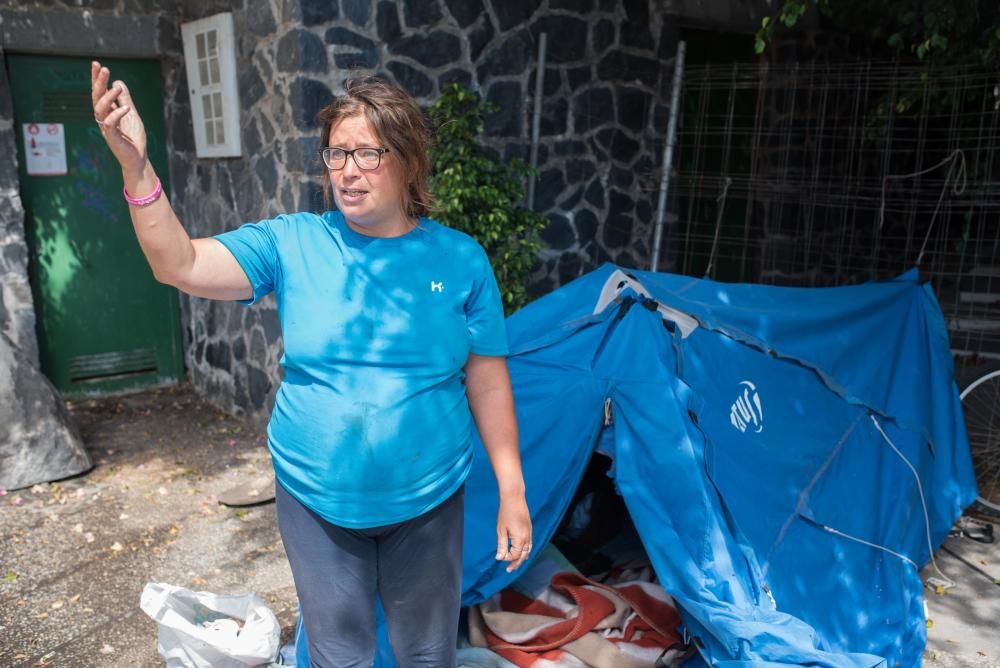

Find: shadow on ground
<box><xmin>1</xmin><ymin>384</ymin><xmax>997</xmax><ymax>667</ymax></box>
<box><xmin>0</xmin><ymin>384</ymin><xmax>297</xmax><ymax>667</ymax></box>
<box><xmin>923</xmin><ymin>522</ymin><xmax>1000</xmax><ymax>668</ymax></box>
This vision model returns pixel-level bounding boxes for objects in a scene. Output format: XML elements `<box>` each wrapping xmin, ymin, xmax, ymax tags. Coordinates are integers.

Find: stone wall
<box><xmin>181</xmin><ymin>0</ymin><xmax>688</xmax><ymax>420</ymax></box>
<box><xmin>0</xmin><ymin>0</ymin><xmax>752</xmax><ymax>421</ymax></box>
<box><xmin>171</xmin><ymin>0</ymin><xmax>280</xmax><ymax>419</ymax></box>
<box><xmin>213</xmin><ymin>0</ymin><xmax>684</xmax><ymax>292</ymax></box>
<box><xmin>0</xmin><ymin>53</ymin><xmax>35</xmax><ymax>362</ymax></box>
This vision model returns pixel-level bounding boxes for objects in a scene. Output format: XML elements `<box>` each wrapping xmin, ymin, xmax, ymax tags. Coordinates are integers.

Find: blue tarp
<box><xmin>298</xmin><ymin>264</ymin><xmax>977</xmax><ymax>666</ymax></box>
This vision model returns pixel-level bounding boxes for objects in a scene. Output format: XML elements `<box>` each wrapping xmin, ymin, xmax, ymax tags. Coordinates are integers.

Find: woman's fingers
<box><xmin>496</xmin><ymin>526</ymin><xmax>509</xmax><ymax>561</ymax></box>
<box><xmin>103</xmin><ymin>103</ymin><xmax>131</xmax><ymax>132</ymax></box>
<box><xmin>112</xmin><ymin>81</ymin><xmax>142</xmax><ymax>134</ymax></box>
<box><xmin>91</xmin><ymin>63</ymin><xmax>120</xmax><ymax>118</ymax></box>
<box><xmin>90</xmin><ymin>61</ymin><xmax>105</xmax><ymax>108</ymax></box>
<box><xmin>495</xmin><ymin>495</ymin><xmax>533</xmax><ymax>572</ymax></box>
<box><xmin>114</xmin><ymin>80</ymin><xmax>136</xmax><ymax>112</ymax></box>
<box><xmin>504</xmin><ymin>541</ymin><xmax>530</xmax><ymax>572</ymax></box>
<box><xmin>507</xmin><ymin>532</ymin><xmax>533</xmax><ymax>571</ymax></box>
<box><xmin>96</xmin><ymin>80</ymin><xmax>123</xmax><ymax>114</ymax></box>
<box><xmin>90</xmin><ymin>64</ymin><xmax>147</xmax><ymax>172</ymax></box>
<box><xmin>498</xmin><ymin>524</ymin><xmax>533</xmax><ymax>572</ymax></box>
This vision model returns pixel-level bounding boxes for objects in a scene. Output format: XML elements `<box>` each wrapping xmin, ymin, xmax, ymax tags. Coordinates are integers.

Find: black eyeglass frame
<box><xmin>318</xmin><ymin>146</ymin><xmax>391</xmax><ymax>171</ymax></box>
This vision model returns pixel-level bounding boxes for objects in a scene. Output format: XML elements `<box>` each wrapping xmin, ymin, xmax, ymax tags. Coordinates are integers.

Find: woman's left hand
<box><xmin>464</xmin><ymin>354</ymin><xmax>532</xmax><ymax>573</ymax></box>
<box><xmin>496</xmin><ymin>493</ymin><xmax>532</xmax><ymax>573</ymax></box>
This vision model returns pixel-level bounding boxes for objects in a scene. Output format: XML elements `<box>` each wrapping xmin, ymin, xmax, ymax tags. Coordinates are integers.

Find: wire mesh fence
<box><xmin>667</xmin><ymin>59</ymin><xmax>1000</xmax><ymax>360</ymax></box>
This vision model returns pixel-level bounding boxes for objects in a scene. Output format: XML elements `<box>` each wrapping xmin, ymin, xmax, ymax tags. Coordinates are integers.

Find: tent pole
<box><xmin>651</xmin><ymin>40</ymin><xmax>686</xmax><ymax>272</ymax></box>
<box><xmin>526</xmin><ymin>32</ymin><xmax>547</xmax><ymax>209</ymax></box>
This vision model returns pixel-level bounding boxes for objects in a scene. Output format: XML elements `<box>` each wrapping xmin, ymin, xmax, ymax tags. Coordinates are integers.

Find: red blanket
<box><xmin>468</xmin><ymin>567</ymin><xmax>689</xmax><ymax>667</ymax></box>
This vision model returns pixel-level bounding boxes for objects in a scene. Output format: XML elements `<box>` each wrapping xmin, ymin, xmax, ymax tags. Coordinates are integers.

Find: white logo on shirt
<box><xmin>430</xmin><ymin>281</ymin><xmax>444</xmax><ymax>293</ymax></box>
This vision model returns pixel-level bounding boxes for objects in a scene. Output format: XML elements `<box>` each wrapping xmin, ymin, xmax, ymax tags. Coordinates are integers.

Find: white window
<box><xmin>181</xmin><ymin>13</ymin><xmax>242</xmax><ymax>158</ymax></box>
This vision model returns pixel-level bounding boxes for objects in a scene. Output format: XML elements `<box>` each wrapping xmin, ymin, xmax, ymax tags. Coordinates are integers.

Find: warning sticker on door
<box><xmin>23</xmin><ymin>123</ymin><xmax>67</xmax><ymax>176</ymax></box>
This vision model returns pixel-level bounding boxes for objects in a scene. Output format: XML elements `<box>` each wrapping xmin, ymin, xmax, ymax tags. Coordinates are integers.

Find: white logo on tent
<box><xmin>730</xmin><ymin>380</ymin><xmax>763</xmax><ymax>433</ymax></box>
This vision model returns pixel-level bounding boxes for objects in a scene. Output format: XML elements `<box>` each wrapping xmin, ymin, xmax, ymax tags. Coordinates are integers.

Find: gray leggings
<box><xmin>275</xmin><ymin>481</ymin><xmax>464</xmax><ymax>668</ymax></box>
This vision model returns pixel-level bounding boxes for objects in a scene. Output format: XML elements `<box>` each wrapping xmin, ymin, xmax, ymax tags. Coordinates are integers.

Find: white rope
<box><xmin>869</xmin><ymin>415</ymin><xmax>956</xmax><ymax>590</ymax></box>
<box><xmin>877</xmin><ymin>149</ymin><xmax>967</xmax><ymax>268</ymax></box>
<box><xmin>704</xmin><ymin>176</ymin><xmax>733</xmax><ymax>279</ymax></box>
<box><xmin>819</xmin><ymin>524</ymin><xmax>919</xmax><ymax>571</ymax></box>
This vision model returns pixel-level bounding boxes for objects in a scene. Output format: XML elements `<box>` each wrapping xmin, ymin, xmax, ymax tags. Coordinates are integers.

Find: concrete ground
<box><xmin>0</xmin><ymin>384</ymin><xmax>297</xmax><ymax>667</ymax></box>
<box><xmin>0</xmin><ymin>383</ymin><xmax>997</xmax><ymax>667</ymax></box>
<box><xmin>922</xmin><ymin>521</ymin><xmax>1000</xmax><ymax>668</ymax></box>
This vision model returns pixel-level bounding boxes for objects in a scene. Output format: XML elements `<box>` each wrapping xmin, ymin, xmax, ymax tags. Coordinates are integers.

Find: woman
<box><xmin>90</xmin><ymin>62</ymin><xmax>532</xmax><ymax>667</ymax></box>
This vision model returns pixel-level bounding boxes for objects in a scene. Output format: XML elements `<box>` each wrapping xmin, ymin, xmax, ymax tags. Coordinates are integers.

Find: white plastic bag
<box><xmin>140</xmin><ymin>582</ymin><xmax>280</xmax><ymax>667</ymax></box>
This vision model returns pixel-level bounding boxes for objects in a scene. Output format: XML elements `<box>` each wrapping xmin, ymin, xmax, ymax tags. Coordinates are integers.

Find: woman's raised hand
<box><xmin>91</xmin><ymin>61</ymin><xmax>148</xmax><ymax>175</ymax></box>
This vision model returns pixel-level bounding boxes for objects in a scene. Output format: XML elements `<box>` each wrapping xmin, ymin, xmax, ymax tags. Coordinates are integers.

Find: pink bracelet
<box><xmin>123</xmin><ymin>177</ymin><xmax>163</xmax><ymax>207</ymax></box>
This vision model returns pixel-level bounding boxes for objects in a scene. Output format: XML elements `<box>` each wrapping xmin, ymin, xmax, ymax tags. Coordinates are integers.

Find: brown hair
<box><xmin>316</xmin><ymin>77</ymin><xmax>433</xmax><ymax>219</ymax></box>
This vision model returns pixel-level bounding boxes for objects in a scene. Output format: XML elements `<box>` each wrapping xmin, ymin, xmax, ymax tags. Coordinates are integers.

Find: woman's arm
<box><xmin>465</xmin><ymin>353</ymin><xmax>532</xmax><ymax>572</ymax></box>
<box><xmin>91</xmin><ymin>61</ymin><xmax>251</xmax><ymax>301</ymax></box>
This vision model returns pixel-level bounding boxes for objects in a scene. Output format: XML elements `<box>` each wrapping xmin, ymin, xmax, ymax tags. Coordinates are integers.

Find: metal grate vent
<box><xmin>41</xmin><ymin>90</ymin><xmax>93</xmax><ymax>121</ymax></box>
<box><xmin>69</xmin><ymin>348</ymin><xmax>158</xmax><ymax>384</ymax></box>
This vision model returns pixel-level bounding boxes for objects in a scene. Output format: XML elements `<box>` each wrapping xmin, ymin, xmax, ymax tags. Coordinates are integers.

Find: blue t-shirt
<box><xmin>214</xmin><ymin>211</ymin><xmax>508</xmax><ymax>528</ymax></box>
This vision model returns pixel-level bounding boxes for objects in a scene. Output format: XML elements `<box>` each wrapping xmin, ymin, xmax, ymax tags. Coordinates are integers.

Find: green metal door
<box><xmin>7</xmin><ymin>54</ymin><xmax>184</xmax><ymax>396</ymax></box>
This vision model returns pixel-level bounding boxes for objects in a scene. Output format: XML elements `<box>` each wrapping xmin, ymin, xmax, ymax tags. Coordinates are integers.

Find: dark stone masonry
<box><xmin>0</xmin><ymin>0</ymin><xmax>760</xmax><ymax>419</ymax></box>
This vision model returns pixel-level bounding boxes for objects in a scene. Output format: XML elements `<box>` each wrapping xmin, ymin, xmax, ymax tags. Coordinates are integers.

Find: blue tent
<box><xmin>299</xmin><ymin>264</ymin><xmax>977</xmax><ymax>666</ymax></box>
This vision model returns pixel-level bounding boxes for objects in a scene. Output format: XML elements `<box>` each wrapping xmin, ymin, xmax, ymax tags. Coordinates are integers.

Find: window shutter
<box><xmin>181</xmin><ymin>13</ymin><xmax>242</xmax><ymax>158</ymax></box>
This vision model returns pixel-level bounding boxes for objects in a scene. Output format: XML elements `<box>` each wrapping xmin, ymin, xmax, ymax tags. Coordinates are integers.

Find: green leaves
<box><xmin>755</xmin><ymin>15</ymin><xmax>775</xmax><ymax>54</ymax></box>
<box><xmin>754</xmin><ymin>0</ymin><xmax>999</xmax><ymax>66</ymax></box>
<box><xmin>780</xmin><ymin>1</ymin><xmax>807</xmax><ymax>28</ymax></box>
<box><xmin>428</xmin><ymin>84</ymin><xmax>548</xmax><ymax>314</ymax></box>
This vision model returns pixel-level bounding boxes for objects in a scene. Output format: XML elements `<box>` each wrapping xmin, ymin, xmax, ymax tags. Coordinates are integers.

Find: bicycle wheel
<box><xmin>959</xmin><ymin>364</ymin><xmax>1000</xmax><ymax>519</ymax></box>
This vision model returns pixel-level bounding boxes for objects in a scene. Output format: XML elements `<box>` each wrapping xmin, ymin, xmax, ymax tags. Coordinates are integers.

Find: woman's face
<box><xmin>327</xmin><ymin>114</ymin><xmax>408</xmax><ymax>235</ymax></box>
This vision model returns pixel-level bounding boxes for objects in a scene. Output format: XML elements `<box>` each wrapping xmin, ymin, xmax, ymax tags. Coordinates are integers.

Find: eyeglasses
<box><xmin>319</xmin><ymin>146</ymin><xmax>390</xmax><ymax>171</ymax></box>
